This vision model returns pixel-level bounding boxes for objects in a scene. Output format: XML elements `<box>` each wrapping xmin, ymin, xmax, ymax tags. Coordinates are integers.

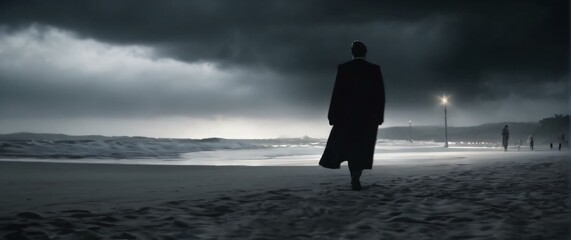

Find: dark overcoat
<box><xmin>319</xmin><ymin>59</ymin><xmax>385</xmax><ymax>169</ymax></box>
<box><xmin>501</xmin><ymin>127</ymin><xmax>509</xmax><ymax>147</ymax></box>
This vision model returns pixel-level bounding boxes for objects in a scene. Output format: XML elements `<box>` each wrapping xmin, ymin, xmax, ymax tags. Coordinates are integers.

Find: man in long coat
<box><xmin>319</xmin><ymin>41</ymin><xmax>386</xmax><ymax>191</ymax></box>
<box><xmin>501</xmin><ymin>125</ymin><xmax>509</xmax><ymax>151</ymax></box>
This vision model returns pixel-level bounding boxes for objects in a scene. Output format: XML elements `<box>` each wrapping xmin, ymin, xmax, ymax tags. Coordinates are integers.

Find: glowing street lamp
<box><xmin>441</xmin><ymin>94</ymin><xmax>449</xmax><ymax>148</ymax></box>
<box><xmin>409</xmin><ymin>120</ymin><xmax>413</xmax><ymax>142</ymax></box>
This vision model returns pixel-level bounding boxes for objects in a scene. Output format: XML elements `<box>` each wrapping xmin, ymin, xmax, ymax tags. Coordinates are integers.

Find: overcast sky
<box><xmin>0</xmin><ymin>0</ymin><xmax>568</xmax><ymax>138</ymax></box>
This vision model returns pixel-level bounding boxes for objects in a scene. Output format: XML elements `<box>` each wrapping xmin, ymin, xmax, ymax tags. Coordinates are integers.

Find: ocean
<box><xmin>0</xmin><ymin>136</ymin><xmax>506</xmax><ymax>166</ymax></box>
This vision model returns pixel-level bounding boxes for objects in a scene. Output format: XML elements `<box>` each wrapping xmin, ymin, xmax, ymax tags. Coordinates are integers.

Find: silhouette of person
<box><xmin>320</xmin><ymin>41</ymin><xmax>385</xmax><ymax>191</ymax></box>
<box><xmin>559</xmin><ymin>142</ymin><xmax>562</xmax><ymax>151</ymax></box>
<box><xmin>529</xmin><ymin>135</ymin><xmax>534</xmax><ymax>151</ymax></box>
<box><xmin>550</xmin><ymin>143</ymin><xmax>553</xmax><ymax>150</ymax></box>
<box><xmin>501</xmin><ymin>125</ymin><xmax>509</xmax><ymax>151</ymax></box>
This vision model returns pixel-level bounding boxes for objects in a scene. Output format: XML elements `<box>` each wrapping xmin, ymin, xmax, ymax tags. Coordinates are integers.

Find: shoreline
<box><xmin>0</xmin><ymin>146</ymin><xmax>563</xmax><ymax>167</ymax></box>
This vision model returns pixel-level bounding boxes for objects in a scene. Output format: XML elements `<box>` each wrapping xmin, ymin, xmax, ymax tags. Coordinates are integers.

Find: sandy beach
<box><xmin>0</xmin><ymin>150</ymin><xmax>569</xmax><ymax>239</ymax></box>
<box><xmin>0</xmin><ymin>1</ymin><xmax>569</xmax><ymax>239</ymax></box>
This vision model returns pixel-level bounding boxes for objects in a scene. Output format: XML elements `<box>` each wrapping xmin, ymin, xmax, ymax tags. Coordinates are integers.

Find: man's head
<box><xmin>351</xmin><ymin>41</ymin><xmax>367</xmax><ymax>58</ymax></box>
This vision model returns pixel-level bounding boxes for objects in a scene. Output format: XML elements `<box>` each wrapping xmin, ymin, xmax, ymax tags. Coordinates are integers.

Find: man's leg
<box><xmin>348</xmin><ymin>160</ymin><xmax>363</xmax><ymax>191</ymax></box>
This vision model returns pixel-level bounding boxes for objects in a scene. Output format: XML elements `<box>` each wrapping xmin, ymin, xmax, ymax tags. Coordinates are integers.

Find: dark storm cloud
<box><xmin>0</xmin><ymin>29</ymin><xmax>296</xmax><ymax>120</ymax></box>
<box><xmin>0</xmin><ymin>0</ymin><xmax>568</xmax><ymax>121</ymax></box>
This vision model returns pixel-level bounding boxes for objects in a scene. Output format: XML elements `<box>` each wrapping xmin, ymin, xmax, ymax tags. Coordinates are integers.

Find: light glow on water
<box><xmin>1</xmin><ymin>137</ymin><xmax>549</xmax><ymax>166</ymax></box>
<box><xmin>178</xmin><ymin>145</ymin><xmax>504</xmax><ymax>166</ymax></box>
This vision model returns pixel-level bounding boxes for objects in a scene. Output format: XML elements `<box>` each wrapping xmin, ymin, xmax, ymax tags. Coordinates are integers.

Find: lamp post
<box><xmin>409</xmin><ymin>120</ymin><xmax>412</xmax><ymax>142</ymax></box>
<box><xmin>441</xmin><ymin>94</ymin><xmax>449</xmax><ymax>148</ymax></box>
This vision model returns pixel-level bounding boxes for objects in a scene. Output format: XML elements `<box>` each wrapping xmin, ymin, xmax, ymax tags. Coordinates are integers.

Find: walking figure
<box><xmin>501</xmin><ymin>125</ymin><xmax>509</xmax><ymax>151</ymax></box>
<box><xmin>529</xmin><ymin>135</ymin><xmax>534</xmax><ymax>151</ymax></box>
<box><xmin>320</xmin><ymin>41</ymin><xmax>386</xmax><ymax>191</ymax></box>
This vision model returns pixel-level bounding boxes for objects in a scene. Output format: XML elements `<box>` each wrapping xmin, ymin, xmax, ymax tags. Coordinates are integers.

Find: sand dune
<box><xmin>0</xmin><ymin>151</ymin><xmax>568</xmax><ymax>239</ymax></box>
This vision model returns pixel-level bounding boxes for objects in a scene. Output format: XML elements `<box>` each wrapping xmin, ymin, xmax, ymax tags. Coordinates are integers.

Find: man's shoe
<box><xmin>351</xmin><ymin>179</ymin><xmax>362</xmax><ymax>191</ymax></box>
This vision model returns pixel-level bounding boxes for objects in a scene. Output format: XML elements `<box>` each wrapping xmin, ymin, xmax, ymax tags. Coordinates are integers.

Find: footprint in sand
<box><xmin>61</xmin><ymin>209</ymin><xmax>98</xmax><ymax>218</ymax></box>
<box><xmin>110</xmin><ymin>232</ymin><xmax>137</xmax><ymax>239</ymax></box>
<box><xmin>48</xmin><ymin>219</ymin><xmax>74</xmax><ymax>229</ymax></box>
<box><xmin>16</xmin><ymin>212</ymin><xmax>43</xmax><ymax>220</ymax></box>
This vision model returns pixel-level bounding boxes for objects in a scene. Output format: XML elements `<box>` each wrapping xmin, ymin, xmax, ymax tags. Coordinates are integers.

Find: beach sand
<box><xmin>0</xmin><ymin>150</ymin><xmax>569</xmax><ymax>239</ymax></box>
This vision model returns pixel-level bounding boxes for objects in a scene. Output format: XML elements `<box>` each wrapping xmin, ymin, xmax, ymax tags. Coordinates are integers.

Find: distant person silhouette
<box><xmin>550</xmin><ymin>143</ymin><xmax>553</xmax><ymax>150</ymax></box>
<box><xmin>559</xmin><ymin>142</ymin><xmax>562</xmax><ymax>151</ymax></box>
<box><xmin>501</xmin><ymin>125</ymin><xmax>509</xmax><ymax>151</ymax></box>
<box><xmin>529</xmin><ymin>135</ymin><xmax>534</xmax><ymax>151</ymax></box>
<box><xmin>320</xmin><ymin>41</ymin><xmax>386</xmax><ymax>191</ymax></box>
